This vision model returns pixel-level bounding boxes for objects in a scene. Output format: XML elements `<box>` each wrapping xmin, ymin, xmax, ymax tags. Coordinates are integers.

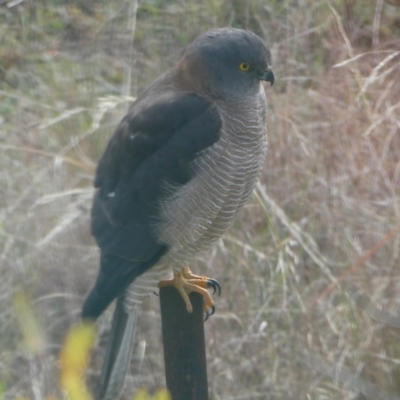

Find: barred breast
<box><xmin>124</xmin><ymin>86</ymin><xmax>267</xmax><ymax>309</ymax></box>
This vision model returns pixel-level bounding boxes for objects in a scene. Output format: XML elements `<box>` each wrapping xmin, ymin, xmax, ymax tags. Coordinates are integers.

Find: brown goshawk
<box><xmin>82</xmin><ymin>27</ymin><xmax>274</xmax><ymax>400</ymax></box>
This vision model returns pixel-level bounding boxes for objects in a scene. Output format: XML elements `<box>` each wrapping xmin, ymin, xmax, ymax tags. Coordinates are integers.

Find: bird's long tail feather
<box><xmin>98</xmin><ymin>297</ymin><xmax>137</xmax><ymax>400</ymax></box>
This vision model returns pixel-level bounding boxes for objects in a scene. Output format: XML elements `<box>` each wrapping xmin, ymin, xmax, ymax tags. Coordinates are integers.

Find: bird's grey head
<box><xmin>177</xmin><ymin>28</ymin><xmax>274</xmax><ymax>100</ymax></box>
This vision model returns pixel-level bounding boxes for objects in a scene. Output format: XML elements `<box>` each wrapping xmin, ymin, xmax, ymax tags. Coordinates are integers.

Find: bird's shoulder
<box><xmin>92</xmin><ymin>87</ymin><xmax>222</xmax><ymax>240</ymax></box>
<box><xmin>95</xmin><ymin>90</ymin><xmax>221</xmax><ymax>193</ymax></box>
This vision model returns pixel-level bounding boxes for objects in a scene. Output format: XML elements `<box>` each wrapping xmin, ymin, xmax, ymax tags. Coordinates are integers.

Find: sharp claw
<box><xmin>204</xmin><ymin>310</ymin><xmax>210</xmax><ymax>322</ymax></box>
<box><xmin>204</xmin><ymin>305</ymin><xmax>215</xmax><ymax>322</ymax></box>
<box><xmin>210</xmin><ymin>305</ymin><xmax>215</xmax><ymax>316</ymax></box>
<box><xmin>207</xmin><ymin>279</ymin><xmax>221</xmax><ymax>296</ymax></box>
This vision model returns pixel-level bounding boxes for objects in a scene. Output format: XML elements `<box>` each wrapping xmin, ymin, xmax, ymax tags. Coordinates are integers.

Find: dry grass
<box><xmin>1</xmin><ymin>0</ymin><xmax>400</xmax><ymax>399</ymax></box>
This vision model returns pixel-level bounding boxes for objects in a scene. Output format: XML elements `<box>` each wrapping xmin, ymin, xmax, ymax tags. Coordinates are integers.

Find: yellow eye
<box><xmin>239</xmin><ymin>62</ymin><xmax>250</xmax><ymax>71</ymax></box>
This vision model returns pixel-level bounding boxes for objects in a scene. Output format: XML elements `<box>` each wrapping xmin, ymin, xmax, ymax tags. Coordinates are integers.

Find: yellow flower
<box><xmin>59</xmin><ymin>322</ymin><xmax>96</xmax><ymax>400</ymax></box>
<box><xmin>133</xmin><ymin>388</ymin><xmax>171</xmax><ymax>400</ymax></box>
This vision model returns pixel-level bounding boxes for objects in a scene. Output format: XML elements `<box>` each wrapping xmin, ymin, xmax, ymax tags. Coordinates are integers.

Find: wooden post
<box><xmin>160</xmin><ymin>287</ymin><xmax>209</xmax><ymax>400</ymax></box>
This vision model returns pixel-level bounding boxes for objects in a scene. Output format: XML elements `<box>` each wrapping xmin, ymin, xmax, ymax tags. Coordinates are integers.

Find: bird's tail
<box><xmin>98</xmin><ymin>296</ymin><xmax>138</xmax><ymax>400</ymax></box>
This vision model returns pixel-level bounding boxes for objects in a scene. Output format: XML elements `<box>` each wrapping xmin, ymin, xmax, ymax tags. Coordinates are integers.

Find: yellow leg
<box><xmin>158</xmin><ymin>266</ymin><xmax>221</xmax><ymax>315</ymax></box>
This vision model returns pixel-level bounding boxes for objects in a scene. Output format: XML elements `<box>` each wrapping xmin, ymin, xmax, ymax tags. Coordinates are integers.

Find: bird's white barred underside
<box><xmin>124</xmin><ymin>86</ymin><xmax>267</xmax><ymax>312</ymax></box>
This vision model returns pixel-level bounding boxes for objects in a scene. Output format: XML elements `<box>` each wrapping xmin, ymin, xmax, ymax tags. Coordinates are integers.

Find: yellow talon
<box><xmin>158</xmin><ymin>266</ymin><xmax>221</xmax><ymax>313</ymax></box>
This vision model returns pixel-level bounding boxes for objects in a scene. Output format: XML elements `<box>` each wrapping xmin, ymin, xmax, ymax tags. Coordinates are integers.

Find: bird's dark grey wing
<box><xmin>92</xmin><ymin>91</ymin><xmax>222</xmax><ymax>259</ymax></box>
<box><xmin>83</xmin><ymin>92</ymin><xmax>222</xmax><ymax>318</ymax></box>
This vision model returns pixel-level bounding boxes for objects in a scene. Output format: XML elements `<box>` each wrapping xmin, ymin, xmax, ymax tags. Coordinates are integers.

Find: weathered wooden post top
<box><xmin>160</xmin><ymin>288</ymin><xmax>209</xmax><ymax>400</ymax></box>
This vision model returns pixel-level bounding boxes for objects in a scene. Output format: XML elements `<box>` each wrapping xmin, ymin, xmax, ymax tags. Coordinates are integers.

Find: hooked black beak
<box><xmin>263</xmin><ymin>68</ymin><xmax>275</xmax><ymax>86</ymax></box>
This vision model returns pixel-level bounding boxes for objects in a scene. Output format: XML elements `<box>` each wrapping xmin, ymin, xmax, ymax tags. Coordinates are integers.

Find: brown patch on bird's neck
<box><xmin>172</xmin><ymin>58</ymin><xmax>212</xmax><ymax>97</ymax></box>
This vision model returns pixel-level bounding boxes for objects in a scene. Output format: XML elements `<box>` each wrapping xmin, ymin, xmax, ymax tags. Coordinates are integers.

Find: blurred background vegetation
<box><xmin>1</xmin><ymin>0</ymin><xmax>400</xmax><ymax>399</ymax></box>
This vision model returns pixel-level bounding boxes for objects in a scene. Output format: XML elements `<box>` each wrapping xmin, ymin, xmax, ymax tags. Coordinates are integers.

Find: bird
<box><xmin>82</xmin><ymin>27</ymin><xmax>274</xmax><ymax>400</ymax></box>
